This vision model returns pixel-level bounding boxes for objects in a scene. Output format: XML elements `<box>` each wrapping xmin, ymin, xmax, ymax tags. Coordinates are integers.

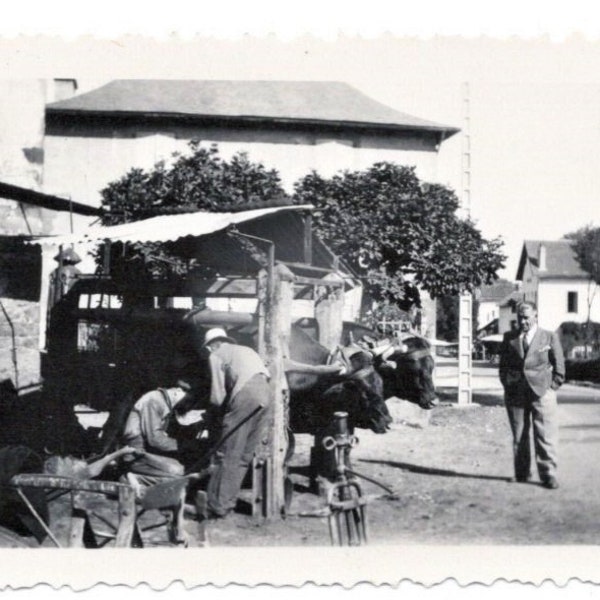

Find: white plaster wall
<box><xmin>499</xmin><ymin>305</ymin><xmax>518</xmax><ymax>334</ymax></box>
<box><xmin>44</xmin><ymin>132</ymin><xmax>441</xmax><ymax>209</ymax></box>
<box><xmin>0</xmin><ymin>80</ymin><xmax>46</xmax><ymax>190</ymax></box>
<box><xmin>519</xmin><ymin>260</ymin><xmax>539</xmax><ymax>305</ymax></box>
<box><xmin>478</xmin><ymin>300</ymin><xmax>499</xmax><ymax>328</ymax></box>
<box><xmin>537</xmin><ymin>279</ymin><xmax>600</xmax><ymax>331</ymax></box>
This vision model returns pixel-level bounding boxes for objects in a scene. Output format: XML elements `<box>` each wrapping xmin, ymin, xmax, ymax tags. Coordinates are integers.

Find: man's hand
<box><xmin>175</xmin><ymin>409</ymin><xmax>207</xmax><ymax>427</ymax></box>
<box><xmin>118</xmin><ymin>446</ymin><xmax>145</xmax><ymax>459</ymax></box>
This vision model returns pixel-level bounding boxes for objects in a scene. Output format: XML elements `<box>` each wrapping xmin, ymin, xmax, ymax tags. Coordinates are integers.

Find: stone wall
<box><xmin>0</xmin><ymin>298</ymin><xmax>41</xmax><ymax>388</ymax></box>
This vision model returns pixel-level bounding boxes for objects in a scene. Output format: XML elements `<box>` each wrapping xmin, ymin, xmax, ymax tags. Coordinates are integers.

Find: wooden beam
<box><xmin>303</xmin><ymin>214</ymin><xmax>313</xmax><ymax>265</ymax></box>
<box><xmin>315</xmin><ymin>273</ymin><xmax>345</xmax><ymax>349</ymax></box>
<box><xmin>281</xmin><ymin>261</ymin><xmax>338</xmax><ymax>274</ymax></box>
<box><xmin>294</xmin><ymin>275</ymin><xmax>344</xmax><ymax>287</ymax></box>
<box><xmin>254</xmin><ymin>263</ymin><xmax>294</xmax><ymax>519</ymax></box>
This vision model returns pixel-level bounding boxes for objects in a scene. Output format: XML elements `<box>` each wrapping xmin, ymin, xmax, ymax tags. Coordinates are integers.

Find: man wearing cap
<box><xmin>202</xmin><ymin>327</ymin><xmax>271</xmax><ymax>518</ymax></box>
<box><xmin>48</xmin><ymin>246</ymin><xmax>82</xmax><ymax>309</ymax></box>
<box><xmin>122</xmin><ymin>376</ymin><xmax>196</xmax><ymax>492</ymax></box>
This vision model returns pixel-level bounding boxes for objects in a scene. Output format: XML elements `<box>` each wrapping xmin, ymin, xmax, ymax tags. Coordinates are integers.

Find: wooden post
<box><xmin>255</xmin><ymin>263</ymin><xmax>294</xmax><ymax>518</ymax></box>
<box><xmin>315</xmin><ymin>273</ymin><xmax>345</xmax><ymax>349</ymax></box>
<box><xmin>103</xmin><ymin>241</ymin><xmax>112</xmax><ymax>276</ymax></box>
<box><xmin>303</xmin><ymin>213</ymin><xmax>313</xmax><ymax>265</ymax></box>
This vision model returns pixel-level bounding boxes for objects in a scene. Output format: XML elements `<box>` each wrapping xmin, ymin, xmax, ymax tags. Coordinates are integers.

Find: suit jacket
<box><xmin>499</xmin><ymin>327</ymin><xmax>565</xmax><ymax>401</ymax></box>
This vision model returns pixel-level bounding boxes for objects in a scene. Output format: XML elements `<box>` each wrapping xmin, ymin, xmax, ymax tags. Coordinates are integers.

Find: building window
<box><xmin>567</xmin><ymin>291</ymin><xmax>578</xmax><ymax>313</ymax></box>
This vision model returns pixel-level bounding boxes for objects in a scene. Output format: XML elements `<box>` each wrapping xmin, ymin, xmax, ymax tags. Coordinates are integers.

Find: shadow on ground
<box><xmin>359</xmin><ymin>458</ymin><xmax>510</xmax><ymax>482</ymax></box>
<box><xmin>436</xmin><ymin>386</ymin><xmax>504</xmax><ymax>407</ymax></box>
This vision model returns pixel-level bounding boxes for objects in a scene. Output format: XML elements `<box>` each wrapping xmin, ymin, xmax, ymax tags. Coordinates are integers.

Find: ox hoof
<box><xmin>419</xmin><ymin>398</ymin><xmax>439</xmax><ymax>410</ymax></box>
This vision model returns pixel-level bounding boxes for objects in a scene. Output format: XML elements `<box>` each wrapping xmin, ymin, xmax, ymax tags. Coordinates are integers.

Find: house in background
<box><xmin>42</xmin><ymin>79</ymin><xmax>460</xmax><ymax>338</ymax></box>
<box><xmin>0</xmin><ymin>79</ymin><xmax>460</xmax><ymax>386</ymax></box>
<box><xmin>476</xmin><ymin>279</ymin><xmax>516</xmax><ymax>335</ymax></box>
<box><xmin>498</xmin><ymin>289</ymin><xmax>525</xmax><ymax>334</ymax></box>
<box><xmin>43</xmin><ymin>79</ymin><xmax>459</xmax><ymax>205</ymax></box>
<box><xmin>516</xmin><ymin>240</ymin><xmax>600</xmax><ymax>332</ymax></box>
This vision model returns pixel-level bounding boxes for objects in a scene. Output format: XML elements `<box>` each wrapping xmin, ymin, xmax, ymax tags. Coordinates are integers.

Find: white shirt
<box><xmin>522</xmin><ymin>325</ymin><xmax>538</xmax><ymax>349</ymax></box>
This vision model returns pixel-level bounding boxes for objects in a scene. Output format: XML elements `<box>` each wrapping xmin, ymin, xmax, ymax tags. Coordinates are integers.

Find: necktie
<box><xmin>522</xmin><ymin>335</ymin><xmax>529</xmax><ymax>355</ymax></box>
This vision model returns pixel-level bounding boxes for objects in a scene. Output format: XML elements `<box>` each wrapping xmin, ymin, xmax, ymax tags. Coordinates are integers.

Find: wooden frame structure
<box><xmin>35</xmin><ymin>209</ymin><xmax>352</xmax><ymax>523</ymax></box>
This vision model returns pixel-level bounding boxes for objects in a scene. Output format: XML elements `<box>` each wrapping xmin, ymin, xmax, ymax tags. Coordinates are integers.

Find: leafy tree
<box><xmin>293</xmin><ymin>163</ymin><xmax>505</xmax><ymax>314</ymax></box>
<box><xmin>564</xmin><ymin>225</ymin><xmax>600</xmax><ymax>357</ymax></box>
<box><xmin>98</xmin><ymin>142</ymin><xmax>289</xmax><ymax>281</ymax></box>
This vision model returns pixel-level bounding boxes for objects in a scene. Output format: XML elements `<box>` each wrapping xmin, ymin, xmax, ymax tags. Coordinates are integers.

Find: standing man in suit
<box><xmin>499</xmin><ymin>301</ymin><xmax>565</xmax><ymax>489</ymax></box>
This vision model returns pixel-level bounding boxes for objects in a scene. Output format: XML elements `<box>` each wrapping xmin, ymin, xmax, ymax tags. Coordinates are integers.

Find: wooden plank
<box><xmin>11</xmin><ymin>474</ymin><xmax>125</xmax><ymax>495</ymax></box>
<box><xmin>315</xmin><ymin>273</ymin><xmax>345</xmax><ymax>349</ymax></box>
<box><xmin>282</xmin><ymin>262</ymin><xmax>339</xmax><ymax>274</ymax></box>
<box><xmin>294</xmin><ymin>276</ymin><xmax>344</xmax><ymax>287</ymax></box>
<box><xmin>303</xmin><ymin>214</ymin><xmax>313</xmax><ymax>264</ymax></box>
<box><xmin>115</xmin><ymin>485</ymin><xmax>137</xmax><ymax>547</ymax></box>
<box><xmin>263</xmin><ymin>264</ymin><xmax>294</xmax><ymax>518</ymax></box>
<box><xmin>73</xmin><ymin>274</ymin><xmax>258</xmax><ymax>298</ymax></box>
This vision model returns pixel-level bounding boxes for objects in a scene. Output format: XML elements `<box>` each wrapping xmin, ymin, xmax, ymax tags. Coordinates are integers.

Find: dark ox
<box><xmin>287</xmin><ymin>324</ymin><xmax>438</xmax><ymax>435</ymax></box>
<box><xmin>177</xmin><ymin>317</ymin><xmax>438</xmax><ymax>436</ymax></box>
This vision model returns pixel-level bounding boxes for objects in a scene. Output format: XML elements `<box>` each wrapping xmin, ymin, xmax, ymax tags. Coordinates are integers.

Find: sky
<box><xmin>2</xmin><ymin>2</ymin><xmax>600</xmax><ymax>281</ymax></box>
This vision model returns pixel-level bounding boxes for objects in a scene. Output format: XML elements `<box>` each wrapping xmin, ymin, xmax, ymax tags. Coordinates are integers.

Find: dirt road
<box><xmin>204</xmin><ymin>360</ymin><xmax>600</xmax><ymax>546</ymax></box>
<box><xmin>4</xmin><ymin>360</ymin><xmax>600</xmax><ymax>548</ymax></box>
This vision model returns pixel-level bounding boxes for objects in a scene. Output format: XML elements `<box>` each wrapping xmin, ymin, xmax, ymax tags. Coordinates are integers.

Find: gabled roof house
<box><xmin>516</xmin><ymin>239</ymin><xmax>600</xmax><ymax>331</ymax></box>
<box><xmin>43</xmin><ymin>79</ymin><xmax>459</xmax><ymax>208</ymax></box>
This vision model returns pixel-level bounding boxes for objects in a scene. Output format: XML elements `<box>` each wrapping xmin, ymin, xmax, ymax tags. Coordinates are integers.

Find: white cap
<box><xmin>203</xmin><ymin>327</ymin><xmax>235</xmax><ymax>346</ymax></box>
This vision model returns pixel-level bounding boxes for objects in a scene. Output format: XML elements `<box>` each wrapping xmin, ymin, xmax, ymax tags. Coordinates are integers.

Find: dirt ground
<box><xmin>4</xmin><ymin>361</ymin><xmax>600</xmax><ymax>548</ymax></box>
<box><xmin>204</xmin><ymin>388</ymin><xmax>600</xmax><ymax>546</ymax></box>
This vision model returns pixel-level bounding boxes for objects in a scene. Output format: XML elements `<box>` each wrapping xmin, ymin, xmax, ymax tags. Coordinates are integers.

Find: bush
<box><xmin>565</xmin><ymin>357</ymin><xmax>600</xmax><ymax>383</ymax></box>
<box><xmin>558</xmin><ymin>321</ymin><xmax>600</xmax><ymax>359</ymax></box>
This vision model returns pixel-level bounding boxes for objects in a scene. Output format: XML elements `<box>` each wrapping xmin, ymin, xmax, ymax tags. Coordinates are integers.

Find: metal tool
<box><xmin>321</xmin><ymin>412</ymin><xmax>368</xmax><ymax>546</ymax></box>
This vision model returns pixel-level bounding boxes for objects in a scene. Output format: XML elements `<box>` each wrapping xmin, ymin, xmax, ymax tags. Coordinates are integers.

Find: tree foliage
<box><xmin>99</xmin><ymin>145</ymin><xmax>505</xmax><ymax>313</ymax></box>
<box><xmin>564</xmin><ymin>225</ymin><xmax>600</xmax><ymax>357</ymax></box>
<box><xmin>565</xmin><ymin>225</ymin><xmax>600</xmax><ymax>285</ymax></box>
<box><xmin>293</xmin><ymin>163</ymin><xmax>505</xmax><ymax>309</ymax></box>
<box><xmin>98</xmin><ymin>142</ymin><xmax>289</xmax><ymax>281</ymax></box>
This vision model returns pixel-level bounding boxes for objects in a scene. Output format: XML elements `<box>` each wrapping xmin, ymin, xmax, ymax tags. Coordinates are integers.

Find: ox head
<box><xmin>368</xmin><ymin>334</ymin><xmax>439</xmax><ymax>410</ymax></box>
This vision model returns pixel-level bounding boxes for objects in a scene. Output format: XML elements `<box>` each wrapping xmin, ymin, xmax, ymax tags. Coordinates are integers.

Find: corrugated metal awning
<box><xmin>27</xmin><ymin>205</ymin><xmax>313</xmax><ymax>247</ymax></box>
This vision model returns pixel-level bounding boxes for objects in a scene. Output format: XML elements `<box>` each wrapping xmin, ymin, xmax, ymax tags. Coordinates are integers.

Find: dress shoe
<box><xmin>542</xmin><ymin>477</ymin><xmax>559</xmax><ymax>490</ymax></box>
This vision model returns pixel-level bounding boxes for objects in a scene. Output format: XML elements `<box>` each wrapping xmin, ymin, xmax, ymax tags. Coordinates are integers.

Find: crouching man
<box><xmin>121</xmin><ymin>376</ymin><xmax>198</xmax><ymax>493</ymax></box>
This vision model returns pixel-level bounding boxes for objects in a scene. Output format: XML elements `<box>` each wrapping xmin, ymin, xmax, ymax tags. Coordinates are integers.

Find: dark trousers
<box><xmin>505</xmin><ymin>385</ymin><xmax>559</xmax><ymax>482</ymax></box>
<box><xmin>207</xmin><ymin>374</ymin><xmax>271</xmax><ymax>516</ymax></box>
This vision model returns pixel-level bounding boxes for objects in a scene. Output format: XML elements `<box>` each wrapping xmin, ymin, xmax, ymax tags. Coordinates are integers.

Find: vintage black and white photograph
<box><xmin>1</xmin><ymin>1</ymin><xmax>600</xmax><ymax>591</ymax></box>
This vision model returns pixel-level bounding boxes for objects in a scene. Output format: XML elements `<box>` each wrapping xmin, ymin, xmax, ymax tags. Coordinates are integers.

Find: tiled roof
<box><xmin>478</xmin><ymin>279</ymin><xmax>516</xmax><ymax>302</ymax></box>
<box><xmin>499</xmin><ymin>290</ymin><xmax>525</xmax><ymax>308</ymax></box>
<box><xmin>516</xmin><ymin>239</ymin><xmax>588</xmax><ymax>280</ymax></box>
<box><xmin>46</xmin><ymin>80</ymin><xmax>459</xmax><ymax>136</ymax></box>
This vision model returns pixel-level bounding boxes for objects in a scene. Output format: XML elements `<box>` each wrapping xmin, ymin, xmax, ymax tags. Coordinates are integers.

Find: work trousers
<box><xmin>207</xmin><ymin>374</ymin><xmax>271</xmax><ymax>516</ymax></box>
<box><xmin>126</xmin><ymin>452</ymin><xmax>185</xmax><ymax>487</ymax></box>
<box><xmin>505</xmin><ymin>385</ymin><xmax>559</xmax><ymax>482</ymax></box>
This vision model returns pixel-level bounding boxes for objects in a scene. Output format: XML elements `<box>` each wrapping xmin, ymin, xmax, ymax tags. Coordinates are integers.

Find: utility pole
<box><xmin>458</xmin><ymin>81</ymin><xmax>473</xmax><ymax>405</ymax></box>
